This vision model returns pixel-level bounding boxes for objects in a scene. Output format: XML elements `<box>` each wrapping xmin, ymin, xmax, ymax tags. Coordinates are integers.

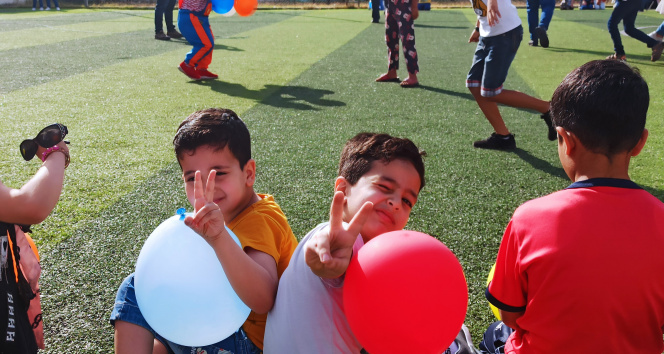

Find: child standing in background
<box><xmin>375</xmin><ymin>0</ymin><xmax>420</xmax><ymax>87</ymax></box>
<box><xmin>177</xmin><ymin>0</ymin><xmax>218</xmax><ymax>80</ymax></box>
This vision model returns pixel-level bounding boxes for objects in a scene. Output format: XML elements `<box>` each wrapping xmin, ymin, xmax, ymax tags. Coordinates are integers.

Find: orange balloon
<box><xmin>234</xmin><ymin>0</ymin><xmax>257</xmax><ymax>17</ymax></box>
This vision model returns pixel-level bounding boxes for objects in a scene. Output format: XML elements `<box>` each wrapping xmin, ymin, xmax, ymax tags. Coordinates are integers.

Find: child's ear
<box><xmin>244</xmin><ymin>159</ymin><xmax>257</xmax><ymax>186</ymax></box>
<box><xmin>334</xmin><ymin>177</ymin><xmax>348</xmax><ymax>193</ymax></box>
<box><xmin>630</xmin><ymin>129</ymin><xmax>649</xmax><ymax>157</ymax></box>
<box><xmin>556</xmin><ymin>127</ymin><xmax>576</xmax><ymax>156</ymax></box>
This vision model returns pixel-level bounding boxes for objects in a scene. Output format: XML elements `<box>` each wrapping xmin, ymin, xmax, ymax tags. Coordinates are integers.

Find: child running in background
<box><xmin>484</xmin><ymin>60</ymin><xmax>664</xmax><ymax>353</ymax></box>
<box><xmin>607</xmin><ymin>0</ymin><xmax>664</xmax><ymax>61</ymax></box>
<box><xmin>111</xmin><ymin>108</ymin><xmax>298</xmax><ymax>354</ymax></box>
<box><xmin>467</xmin><ymin>0</ymin><xmax>553</xmax><ymax>150</ymax></box>
<box><xmin>375</xmin><ymin>0</ymin><xmax>420</xmax><ymax>87</ymax></box>
<box><xmin>177</xmin><ymin>0</ymin><xmax>218</xmax><ymax>80</ymax></box>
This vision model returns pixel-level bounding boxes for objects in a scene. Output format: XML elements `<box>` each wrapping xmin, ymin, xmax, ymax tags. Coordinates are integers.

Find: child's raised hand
<box><xmin>305</xmin><ymin>191</ymin><xmax>373</xmax><ymax>278</ymax></box>
<box><xmin>487</xmin><ymin>0</ymin><xmax>501</xmax><ymax>26</ymax></box>
<box><xmin>184</xmin><ymin>170</ymin><xmax>226</xmax><ymax>244</ymax></box>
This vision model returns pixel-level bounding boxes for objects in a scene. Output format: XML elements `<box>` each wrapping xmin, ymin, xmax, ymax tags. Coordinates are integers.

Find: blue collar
<box><xmin>566</xmin><ymin>178</ymin><xmax>641</xmax><ymax>190</ymax></box>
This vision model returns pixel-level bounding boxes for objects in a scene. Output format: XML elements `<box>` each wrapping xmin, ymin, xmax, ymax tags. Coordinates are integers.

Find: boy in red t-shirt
<box><xmin>484</xmin><ymin>60</ymin><xmax>664</xmax><ymax>353</ymax></box>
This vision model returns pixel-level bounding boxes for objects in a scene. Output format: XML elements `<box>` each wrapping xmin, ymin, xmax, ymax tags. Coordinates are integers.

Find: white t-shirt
<box><xmin>470</xmin><ymin>0</ymin><xmax>521</xmax><ymax>37</ymax></box>
<box><xmin>264</xmin><ymin>222</ymin><xmax>365</xmax><ymax>354</ymax></box>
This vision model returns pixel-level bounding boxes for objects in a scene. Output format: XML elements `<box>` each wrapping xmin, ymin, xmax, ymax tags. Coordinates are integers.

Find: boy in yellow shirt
<box><xmin>111</xmin><ymin>108</ymin><xmax>298</xmax><ymax>354</ymax></box>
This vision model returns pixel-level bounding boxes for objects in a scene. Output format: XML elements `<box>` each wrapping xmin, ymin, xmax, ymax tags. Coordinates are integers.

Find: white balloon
<box><xmin>135</xmin><ymin>214</ymin><xmax>251</xmax><ymax>347</ymax></box>
<box><xmin>222</xmin><ymin>7</ymin><xmax>236</xmax><ymax>16</ymax></box>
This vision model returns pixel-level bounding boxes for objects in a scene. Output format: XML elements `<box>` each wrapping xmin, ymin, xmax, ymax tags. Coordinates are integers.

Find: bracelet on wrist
<box><xmin>475</xmin><ymin>27</ymin><xmax>480</xmax><ymax>32</ymax></box>
<box><xmin>41</xmin><ymin>146</ymin><xmax>70</xmax><ymax>169</ymax></box>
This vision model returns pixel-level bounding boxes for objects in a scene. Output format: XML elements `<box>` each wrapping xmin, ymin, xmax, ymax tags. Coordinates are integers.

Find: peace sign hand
<box><xmin>184</xmin><ymin>170</ymin><xmax>227</xmax><ymax>245</ymax></box>
<box><xmin>305</xmin><ymin>191</ymin><xmax>373</xmax><ymax>279</ymax></box>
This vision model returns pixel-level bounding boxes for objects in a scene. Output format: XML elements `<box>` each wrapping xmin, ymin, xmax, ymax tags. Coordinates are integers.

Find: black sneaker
<box><xmin>167</xmin><ymin>29</ymin><xmax>183</xmax><ymax>39</ymax></box>
<box><xmin>534</xmin><ymin>26</ymin><xmax>549</xmax><ymax>48</ymax></box>
<box><xmin>473</xmin><ymin>133</ymin><xmax>516</xmax><ymax>150</ymax></box>
<box><xmin>155</xmin><ymin>31</ymin><xmax>171</xmax><ymax>40</ymax></box>
<box><xmin>541</xmin><ymin>111</ymin><xmax>556</xmax><ymax>141</ymax></box>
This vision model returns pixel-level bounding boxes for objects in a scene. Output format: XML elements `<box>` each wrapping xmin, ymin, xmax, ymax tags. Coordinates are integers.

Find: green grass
<box><xmin>1</xmin><ymin>7</ymin><xmax>663</xmax><ymax>352</ymax></box>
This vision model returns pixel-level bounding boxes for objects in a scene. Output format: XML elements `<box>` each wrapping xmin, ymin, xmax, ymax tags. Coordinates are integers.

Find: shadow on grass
<box><xmin>511</xmin><ymin>148</ymin><xmax>568</xmax><ymax>180</ymax></box>
<box><xmin>419</xmin><ymin>84</ymin><xmax>475</xmax><ymax>101</ymax></box>
<box><xmin>415</xmin><ymin>24</ymin><xmax>470</xmax><ymax>29</ymax></box>
<box><xmin>195</xmin><ymin>81</ymin><xmax>346</xmax><ymax>110</ymax></box>
<box><xmin>299</xmin><ymin>13</ymin><xmax>372</xmax><ymax>23</ymax></box>
<box><xmin>546</xmin><ymin>46</ymin><xmax>662</xmax><ymax>65</ymax></box>
<box><xmin>165</xmin><ymin>38</ymin><xmax>245</xmax><ymax>52</ymax></box>
<box><xmin>418</xmin><ymin>85</ymin><xmax>550</xmax><ymax>118</ymax></box>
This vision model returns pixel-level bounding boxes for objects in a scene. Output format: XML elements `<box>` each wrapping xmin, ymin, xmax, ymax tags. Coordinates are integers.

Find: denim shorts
<box><xmin>466</xmin><ymin>25</ymin><xmax>523</xmax><ymax>97</ymax></box>
<box><xmin>110</xmin><ymin>273</ymin><xmax>261</xmax><ymax>354</ymax></box>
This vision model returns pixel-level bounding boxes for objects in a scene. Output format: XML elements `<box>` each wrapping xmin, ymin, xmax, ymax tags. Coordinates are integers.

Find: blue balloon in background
<box><xmin>134</xmin><ymin>213</ymin><xmax>250</xmax><ymax>347</ymax></box>
<box><xmin>212</xmin><ymin>0</ymin><xmax>235</xmax><ymax>14</ymax></box>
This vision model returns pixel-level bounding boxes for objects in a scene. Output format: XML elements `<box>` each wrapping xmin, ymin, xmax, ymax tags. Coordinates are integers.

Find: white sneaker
<box><xmin>56</xmin><ymin>6</ymin><xmax>60</xmax><ymax>9</ymax></box>
<box><xmin>39</xmin><ymin>7</ymin><xmax>44</xmax><ymax>10</ymax></box>
<box><xmin>649</xmin><ymin>31</ymin><xmax>663</xmax><ymax>41</ymax></box>
<box><xmin>45</xmin><ymin>6</ymin><xmax>50</xmax><ymax>9</ymax></box>
<box><xmin>32</xmin><ymin>7</ymin><xmax>36</xmax><ymax>10</ymax></box>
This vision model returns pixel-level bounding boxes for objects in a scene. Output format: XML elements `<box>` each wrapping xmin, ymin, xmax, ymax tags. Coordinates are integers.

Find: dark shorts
<box><xmin>110</xmin><ymin>273</ymin><xmax>261</xmax><ymax>354</ymax></box>
<box><xmin>466</xmin><ymin>25</ymin><xmax>523</xmax><ymax>97</ymax></box>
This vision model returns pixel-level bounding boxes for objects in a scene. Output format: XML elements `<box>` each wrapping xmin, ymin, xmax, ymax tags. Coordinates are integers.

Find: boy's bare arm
<box><xmin>499</xmin><ymin>310</ymin><xmax>524</xmax><ymax>331</ymax></box>
<box><xmin>469</xmin><ymin>20</ymin><xmax>480</xmax><ymax>43</ymax></box>
<box><xmin>185</xmin><ymin>170</ymin><xmax>279</xmax><ymax>314</ymax></box>
<box><xmin>305</xmin><ymin>191</ymin><xmax>373</xmax><ymax>279</ymax></box>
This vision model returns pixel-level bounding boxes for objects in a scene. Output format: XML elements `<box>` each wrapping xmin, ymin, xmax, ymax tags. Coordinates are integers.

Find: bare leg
<box><xmin>153</xmin><ymin>339</ymin><xmax>170</xmax><ymax>354</ymax></box>
<box><xmin>486</xmin><ymin>89</ymin><xmax>550</xmax><ymax>113</ymax></box>
<box><xmin>114</xmin><ymin>321</ymin><xmax>154</xmax><ymax>354</ymax></box>
<box><xmin>469</xmin><ymin>87</ymin><xmax>510</xmax><ymax>135</ymax></box>
<box><xmin>401</xmin><ymin>72</ymin><xmax>418</xmax><ymax>86</ymax></box>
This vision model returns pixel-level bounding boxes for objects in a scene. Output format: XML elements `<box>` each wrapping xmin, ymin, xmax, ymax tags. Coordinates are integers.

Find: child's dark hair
<box><xmin>550</xmin><ymin>59</ymin><xmax>648</xmax><ymax>156</ymax></box>
<box><xmin>173</xmin><ymin>108</ymin><xmax>251</xmax><ymax>168</ymax></box>
<box><xmin>339</xmin><ymin>133</ymin><xmax>426</xmax><ymax>190</ymax></box>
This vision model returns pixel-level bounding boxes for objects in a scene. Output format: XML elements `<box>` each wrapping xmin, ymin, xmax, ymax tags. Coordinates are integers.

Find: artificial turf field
<box><xmin>1</xmin><ymin>6</ymin><xmax>664</xmax><ymax>352</ymax></box>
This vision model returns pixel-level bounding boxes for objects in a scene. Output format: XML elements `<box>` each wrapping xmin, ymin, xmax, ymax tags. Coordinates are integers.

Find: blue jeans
<box><xmin>466</xmin><ymin>26</ymin><xmax>523</xmax><ymax>97</ymax></box>
<box><xmin>155</xmin><ymin>0</ymin><xmax>177</xmax><ymax>33</ymax></box>
<box><xmin>32</xmin><ymin>0</ymin><xmax>43</xmax><ymax>8</ymax></box>
<box><xmin>371</xmin><ymin>0</ymin><xmax>380</xmax><ymax>21</ymax></box>
<box><xmin>179</xmin><ymin>9</ymin><xmax>214</xmax><ymax>69</ymax></box>
<box><xmin>656</xmin><ymin>21</ymin><xmax>664</xmax><ymax>36</ymax></box>
<box><xmin>527</xmin><ymin>0</ymin><xmax>555</xmax><ymax>40</ymax></box>
<box><xmin>607</xmin><ymin>0</ymin><xmax>657</xmax><ymax>55</ymax></box>
<box><xmin>110</xmin><ymin>274</ymin><xmax>261</xmax><ymax>354</ymax></box>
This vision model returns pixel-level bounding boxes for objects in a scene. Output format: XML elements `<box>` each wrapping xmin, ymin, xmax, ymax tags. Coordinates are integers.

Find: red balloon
<box><xmin>234</xmin><ymin>0</ymin><xmax>256</xmax><ymax>17</ymax></box>
<box><xmin>344</xmin><ymin>231</ymin><xmax>468</xmax><ymax>354</ymax></box>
